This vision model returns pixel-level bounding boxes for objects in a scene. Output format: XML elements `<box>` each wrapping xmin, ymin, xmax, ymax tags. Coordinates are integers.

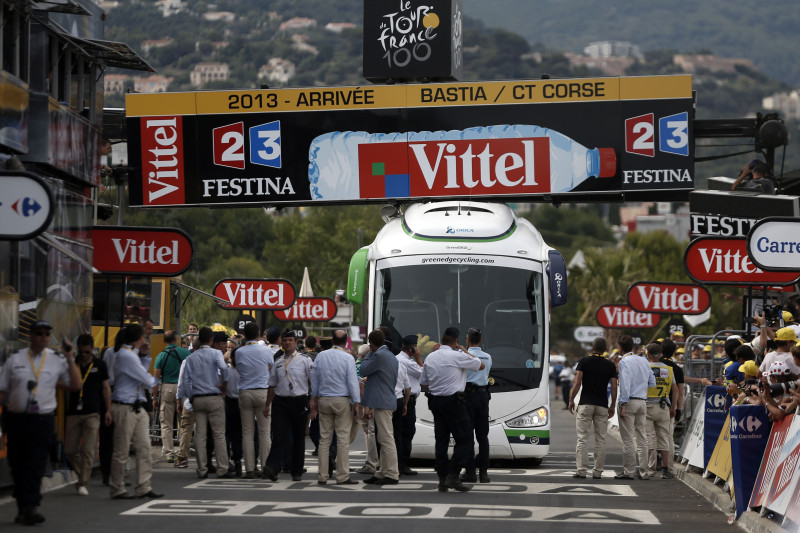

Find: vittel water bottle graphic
<box><xmin>308</xmin><ymin>125</ymin><xmax>616</xmax><ymax>200</ymax></box>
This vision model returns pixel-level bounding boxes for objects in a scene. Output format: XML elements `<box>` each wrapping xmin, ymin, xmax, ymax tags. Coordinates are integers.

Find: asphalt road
<box><xmin>0</xmin><ymin>391</ymin><xmax>738</xmax><ymax>532</ymax></box>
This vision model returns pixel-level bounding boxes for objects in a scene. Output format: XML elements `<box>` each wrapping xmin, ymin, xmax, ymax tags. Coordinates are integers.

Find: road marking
<box><xmin>122</xmin><ymin>500</ymin><xmax>659</xmax><ymax>523</ymax></box>
<box><xmin>184</xmin><ymin>479</ymin><xmax>636</xmax><ymax>496</ymax></box>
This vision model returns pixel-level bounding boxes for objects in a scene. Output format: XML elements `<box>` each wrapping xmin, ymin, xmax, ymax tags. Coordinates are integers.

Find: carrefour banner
<box><xmin>703</xmin><ymin>386</ymin><xmax>731</xmax><ymax>468</ymax></box>
<box><xmin>729</xmin><ymin>405</ymin><xmax>771</xmax><ymax>519</ymax></box>
<box><xmin>126</xmin><ymin>75</ymin><xmax>694</xmax><ymax>208</ymax></box>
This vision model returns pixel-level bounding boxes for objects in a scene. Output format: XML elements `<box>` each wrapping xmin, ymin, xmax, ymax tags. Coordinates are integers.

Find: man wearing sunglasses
<box><xmin>0</xmin><ymin>320</ymin><xmax>81</xmax><ymax>525</ymax></box>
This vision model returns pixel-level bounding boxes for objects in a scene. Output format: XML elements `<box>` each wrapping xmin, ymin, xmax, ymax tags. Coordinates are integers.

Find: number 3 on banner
<box><xmin>249</xmin><ymin>120</ymin><xmax>282</xmax><ymax>168</ymax></box>
<box><xmin>659</xmin><ymin>112</ymin><xmax>689</xmax><ymax>156</ymax></box>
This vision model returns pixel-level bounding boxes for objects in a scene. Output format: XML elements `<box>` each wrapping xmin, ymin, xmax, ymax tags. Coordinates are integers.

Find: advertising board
<box><xmin>627</xmin><ymin>281</ymin><xmax>710</xmax><ymax>315</ymax></box>
<box><xmin>595</xmin><ymin>304</ymin><xmax>660</xmax><ymax>329</ymax></box>
<box><xmin>684</xmin><ymin>237</ymin><xmax>800</xmax><ymax>286</ymax></box>
<box><xmin>126</xmin><ymin>75</ymin><xmax>694</xmax><ymax>208</ymax></box>
<box><xmin>0</xmin><ymin>171</ymin><xmax>53</xmax><ymax>240</ymax></box>
<box><xmin>746</xmin><ymin>217</ymin><xmax>800</xmax><ymax>271</ymax></box>
<box><xmin>212</xmin><ymin>278</ymin><xmax>296</xmax><ymax>310</ymax></box>
<box><xmin>92</xmin><ymin>226</ymin><xmax>194</xmax><ymax>276</ymax></box>
<box><xmin>274</xmin><ymin>297</ymin><xmax>337</xmax><ymax>322</ymax></box>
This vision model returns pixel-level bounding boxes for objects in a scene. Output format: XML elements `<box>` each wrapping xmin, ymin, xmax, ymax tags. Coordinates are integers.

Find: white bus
<box><xmin>347</xmin><ymin>201</ymin><xmax>567</xmax><ymax>462</ymax></box>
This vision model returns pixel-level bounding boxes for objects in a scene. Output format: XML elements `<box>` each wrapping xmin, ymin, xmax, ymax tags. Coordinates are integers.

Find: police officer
<box><xmin>396</xmin><ymin>335</ymin><xmax>423</xmax><ymax>476</ymax></box>
<box><xmin>263</xmin><ymin>330</ymin><xmax>314</xmax><ymax>481</ymax></box>
<box><xmin>0</xmin><ymin>320</ymin><xmax>80</xmax><ymax>524</ymax></box>
<box><xmin>179</xmin><ymin>328</ymin><xmax>232</xmax><ymax>479</ymax></box>
<box><xmin>421</xmin><ymin>326</ymin><xmax>484</xmax><ymax>492</ymax></box>
<box><xmin>461</xmin><ymin>327</ymin><xmax>493</xmax><ymax>484</ymax></box>
<box><xmin>109</xmin><ymin>324</ymin><xmax>164</xmax><ymax>499</ymax></box>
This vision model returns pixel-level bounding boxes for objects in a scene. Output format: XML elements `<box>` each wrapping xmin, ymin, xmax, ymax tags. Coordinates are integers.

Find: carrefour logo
<box><xmin>707</xmin><ymin>394</ymin><xmax>725</xmax><ymax>409</ymax></box>
<box><xmin>731</xmin><ymin>415</ymin><xmax>763</xmax><ymax>434</ymax></box>
<box><xmin>446</xmin><ymin>227</ymin><xmax>475</xmax><ymax>234</ymax></box>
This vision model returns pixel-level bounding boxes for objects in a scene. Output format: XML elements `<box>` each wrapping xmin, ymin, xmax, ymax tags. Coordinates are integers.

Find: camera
<box><xmin>763</xmin><ymin>305</ymin><xmax>784</xmax><ymax>328</ymax></box>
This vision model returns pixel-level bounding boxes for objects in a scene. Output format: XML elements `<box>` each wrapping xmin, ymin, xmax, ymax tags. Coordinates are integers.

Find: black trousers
<box><xmin>266</xmin><ymin>395</ymin><xmax>308</xmax><ymax>476</ymax></box>
<box><xmin>392</xmin><ymin>395</ymin><xmax>417</xmax><ymax>468</ymax></box>
<box><xmin>225</xmin><ymin>396</ymin><xmax>242</xmax><ymax>463</ymax></box>
<box><xmin>428</xmin><ymin>394</ymin><xmax>473</xmax><ymax>478</ymax></box>
<box><xmin>465</xmin><ymin>388</ymin><xmax>490</xmax><ymax>471</ymax></box>
<box><xmin>6</xmin><ymin>412</ymin><xmax>54</xmax><ymax>510</ymax></box>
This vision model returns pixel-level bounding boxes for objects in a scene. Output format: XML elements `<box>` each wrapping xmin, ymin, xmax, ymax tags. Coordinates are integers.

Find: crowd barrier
<box><xmin>678</xmin><ymin>385</ymin><xmax>800</xmax><ymax>528</ymax></box>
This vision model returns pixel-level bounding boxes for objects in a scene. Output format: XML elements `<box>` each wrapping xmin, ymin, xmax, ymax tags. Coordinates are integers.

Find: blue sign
<box><xmin>729</xmin><ymin>405</ymin><xmax>771</xmax><ymax>518</ymax></box>
<box><xmin>703</xmin><ymin>385</ymin><xmax>732</xmax><ymax>468</ymax></box>
<box><xmin>249</xmin><ymin>120</ymin><xmax>282</xmax><ymax>168</ymax></box>
<box><xmin>547</xmin><ymin>250</ymin><xmax>568</xmax><ymax>307</ymax></box>
<box><xmin>659</xmin><ymin>111</ymin><xmax>689</xmax><ymax>156</ymax></box>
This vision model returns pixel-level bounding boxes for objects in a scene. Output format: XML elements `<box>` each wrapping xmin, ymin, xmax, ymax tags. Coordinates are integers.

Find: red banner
<box><xmin>92</xmin><ymin>226</ymin><xmax>194</xmax><ymax>276</ymax></box>
<box><xmin>684</xmin><ymin>237</ymin><xmax>800</xmax><ymax>286</ymax></box>
<box><xmin>595</xmin><ymin>304</ymin><xmax>660</xmax><ymax>329</ymax></box>
<box><xmin>213</xmin><ymin>278</ymin><xmax>295</xmax><ymax>310</ymax></box>
<box><xmin>627</xmin><ymin>281</ymin><xmax>710</xmax><ymax>315</ymax></box>
<box><xmin>274</xmin><ymin>297</ymin><xmax>337</xmax><ymax>322</ymax></box>
<box><xmin>750</xmin><ymin>413</ymin><xmax>793</xmax><ymax>510</ymax></box>
<box><xmin>140</xmin><ymin>116</ymin><xmax>186</xmax><ymax>206</ymax></box>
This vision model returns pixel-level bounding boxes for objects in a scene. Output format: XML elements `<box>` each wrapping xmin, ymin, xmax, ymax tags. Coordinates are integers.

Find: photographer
<box><xmin>760</xmin><ymin>358</ymin><xmax>799</xmax><ymax>421</ymax></box>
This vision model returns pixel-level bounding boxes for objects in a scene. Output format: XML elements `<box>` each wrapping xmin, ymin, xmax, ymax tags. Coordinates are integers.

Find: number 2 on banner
<box><xmin>213</xmin><ymin>122</ymin><xmax>245</xmax><ymax>169</ymax></box>
<box><xmin>625</xmin><ymin>113</ymin><xmax>655</xmax><ymax>157</ymax></box>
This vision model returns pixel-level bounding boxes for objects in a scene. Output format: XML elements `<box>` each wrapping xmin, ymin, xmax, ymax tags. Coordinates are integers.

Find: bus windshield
<box><xmin>374</xmin><ymin>256</ymin><xmax>545</xmax><ymax>392</ymax></box>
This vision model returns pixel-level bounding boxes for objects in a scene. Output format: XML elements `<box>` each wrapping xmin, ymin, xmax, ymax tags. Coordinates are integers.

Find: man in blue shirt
<box><xmin>615</xmin><ymin>334</ymin><xmax>655</xmax><ymax>480</ymax></box>
<box><xmin>109</xmin><ymin>324</ymin><xmax>163</xmax><ymax>499</ymax></box>
<box><xmin>360</xmin><ymin>329</ymin><xmax>400</xmax><ymax>485</ymax></box>
<box><xmin>461</xmin><ymin>327</ymin><xmax>493</xmax><ymax>484</ymax></box>
<box><xmin>235</xmin><ymin>322</ymin><xmax>274</xmax><ymax>479</ymax></box>
<box><xmin>310</xmin><ymin>329</ymin><xmax>360</xmax><ymax>485</ymax></box>
<box><xmin>179</xmin><ymin>328</ymin><xmax>231</xmax><ymax>479</ymax></box>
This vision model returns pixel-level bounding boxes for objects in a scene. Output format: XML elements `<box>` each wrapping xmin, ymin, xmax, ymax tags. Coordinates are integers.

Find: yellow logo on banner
<box><xmin>707</xmin><ymin>412</ymin><xmax>733</xmax><ymax>480</ymax></box>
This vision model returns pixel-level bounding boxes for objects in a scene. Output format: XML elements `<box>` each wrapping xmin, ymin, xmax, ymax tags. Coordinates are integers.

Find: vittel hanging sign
<box><xmin>92</xmin><ymin>226</ymin><xmax>194</xmax><ymax>276</ymax></box>
<box><xmin>627</xmin><ymin>281</ymin><xmax>711</xmax><ymax>315</ymax></box>
<box><xmin>684</xmin><ymin>236</ymin><xmax>800</xmax><ymax>286</ymax></box>
<box><xmin>596</xmin><ymin>304</ymin><xmax>660</xmax><ymax>329</ymax></box>
<box><xmin>213</xmin><ymin>278</ymin><xmax>296</xmax><ymax>310</ymax></box>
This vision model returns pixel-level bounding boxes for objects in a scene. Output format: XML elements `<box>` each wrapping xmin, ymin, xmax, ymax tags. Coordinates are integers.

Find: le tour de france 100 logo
<box><xmin>377</xmin><ymin>1</ymin><xmax>440</xmax><ymax>69</ymax></box>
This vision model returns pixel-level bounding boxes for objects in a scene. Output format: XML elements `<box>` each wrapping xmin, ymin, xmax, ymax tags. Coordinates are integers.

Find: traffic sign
<box><xmin>274</xmin><ymin>297</ymin><xmax>337</xmax><ymax>322</ymax></box>
<box><xmin>627</xmin><ymin>281</ymin><xmax>710</xmax><ymax>315</ymax></box>
<box><xmin>0</xmin><ymin>171</ymin><xmax>54</xmax><ymax>240</ymax></box>
<box><xmin>573</xmin><ymin>326</ymin><xmax>605</xmax><ymax>343</ymax></box>
<box><xmin>213</xmin><ymin>278</ymin><xmax>296</xmax><ymax>310</ymax></box>
<box><xmin>126</xmin><ymin>75</ymin><xmax>694</xmax><ymax>208</ymax></box>
<box><xmin>596</xmin><ymin>304</ymin><xmax>660</xmax><ymax>329</ymax></box>
<box><xmin>747</xmin><ymin>217</ymin><xmax>800</xmax><ymax>271</ymax></box>
<box><xmin>684</xmin><ymin>236</ymin><xmax>800</xmax><ymax>286</ymax></box>
<box><xmin>92</xmin><ymin>226</ymin><xmax>195</xmax><ymax>276</ymax></box>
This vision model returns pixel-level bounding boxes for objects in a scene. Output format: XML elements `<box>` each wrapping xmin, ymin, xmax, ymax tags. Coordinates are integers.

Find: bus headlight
<box><xmin>506</xmin><ymin>406</ymin><xmax>548</xmax><ymax>428</ymax></box>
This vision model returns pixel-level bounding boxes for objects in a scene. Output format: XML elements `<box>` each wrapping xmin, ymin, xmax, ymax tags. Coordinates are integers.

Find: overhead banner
<box><xmin>684</xmin><ymin>236</ymin><xmax>800</xmax><ymax>286</ymax></box>
<box><xmin>626</xmin><ymin>281</ymin><xmax>710</xmax><ymax>315</ymax></box>
<box><xmin>729</xmin><ymin>405</ymin><xmax>771</xmax><ymax>519</ymax></box>
<box><xmin>747</xmin><ymin>217</ymin><xmax>800</xmax><ymax>272</ymax></box>
<box><xmin>126</xmin><ymin>75</ymin><xmax>694</xmax><ymax>208</ymax></box>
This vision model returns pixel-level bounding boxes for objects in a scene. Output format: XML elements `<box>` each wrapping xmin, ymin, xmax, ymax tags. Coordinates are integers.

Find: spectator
<box><xmin>152</xmin><ymin>331</ymin><xmax>190</xmax><ymax>463</ymax></box>
<box><xmin>615</xmin><ymin>334</ymin><xmax>655</xmax><ymax>480</ymax></box>
<box><xmin>760</xmin><ymin>327</ymin><xmax>800</xmax><ymax>375</ymax></box>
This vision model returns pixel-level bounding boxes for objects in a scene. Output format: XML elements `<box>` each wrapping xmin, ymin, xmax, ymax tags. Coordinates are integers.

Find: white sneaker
<box><xmin>77</xmin><ymin>486</ymin><xmax>89</xmax><ymax>496</ymax></box>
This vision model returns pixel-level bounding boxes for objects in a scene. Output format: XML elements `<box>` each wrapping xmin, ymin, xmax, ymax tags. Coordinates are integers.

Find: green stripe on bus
<box><xmin>504</xmin><ymin>429</ymin><xmax>550</xmax><ymax>438</ymax></box>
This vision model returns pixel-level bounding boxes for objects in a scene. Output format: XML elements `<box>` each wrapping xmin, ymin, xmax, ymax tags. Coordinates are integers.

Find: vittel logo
<box><xmin>445</xmin><ymin>226</ymin><xmax>475</xmax><ymax>234</ymax></box>
<box><xmin>140</xmin><ymin>117</ymin><xmax>185</xmax><ymax>205</ymax></box>
<box><xmin>685</xmin><ymin>237</ymin><xmax>800</xmax><ymax>285</ymax></box>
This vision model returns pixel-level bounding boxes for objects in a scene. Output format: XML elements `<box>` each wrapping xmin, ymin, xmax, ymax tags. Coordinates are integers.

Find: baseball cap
<box><xmin>672</xmin><ymin>331</ymin><xmax>684</xmax><ymax>338</ymax></box>
<box><xmin>676</xmin><ymin>347</ymin><xmax>685</xmax><ymax>355</ymax></box>
<box><xmin>775</xmin><ymin>327</ymin><xmax>798</xmax><ymax>343</ymax></box>
<box><xmin>764</xmin><ymin>360</ymin><xmax>792</xmax><ymax>377</ymax></box>
<box><xmin>782</xmin><ymin>311</ymin><xmax>794</xmax><ymax>323</ymax></box>
<box><xmin>30</xmin><ymin>320</ymin><xmax>53</xmax><ymax>331</ymax></box>
<box><xmin>402</xmin><ymin>335</ymin><xmax>418</xmax><ymax>347</ymax></box>
<box><xmin>741</xmin><ymin>360</ymin><xmax>759</xmax><ymax>377</ymax></box>
<box><xmin>702</xmin><ymin>344</ymin><xmax>711</xmax><ymax>352</ymax></box>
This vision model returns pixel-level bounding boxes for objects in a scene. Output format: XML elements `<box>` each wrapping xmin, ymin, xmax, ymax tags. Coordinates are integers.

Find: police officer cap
<box><xmin>212</xmin><ymin>331</ymin><xmax>228</xmax><ymax>343</ymax></box>
<box><xmin>31</xmin><ymin>320</ymin><xmax>53</xmax><ymax>331</ymax></box>
<box><xmin>402</xmin><ymin>335</ymin><xmax>418</xmax><ymax>346</ymax></box>
<box><xmin>444</xmin><ymin>326</ymin><xmax>460</xmax><ymax>338</ymax></box>
<box><xmin>282</xmin><ymin>329</ymin><xmax>297</xmax><ymax>339</ymax></box>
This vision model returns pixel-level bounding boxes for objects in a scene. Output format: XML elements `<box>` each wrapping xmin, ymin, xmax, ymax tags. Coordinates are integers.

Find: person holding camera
<box><xmin>396</xmin><ymin>335</ymin><xmax>424</xmax><ymax>476</ymax></box>
<box><xmin>420</xmin><ymin>326</ymin><xmax>485</xmax><ymax>492</ymax></box>
<box><xmin>0</xmin><ymin>321</ymin><xmax>80</xmax><ymax>525</ymax></box>
<box><xmin>108</xmin><ymin>324</ymin><xmax>163</xmax><ymax>500</ymax></box>
<box><xmin>644</xmin><ymin>343</ymin><xmax>677</xmax><ymax>479</ymax></box>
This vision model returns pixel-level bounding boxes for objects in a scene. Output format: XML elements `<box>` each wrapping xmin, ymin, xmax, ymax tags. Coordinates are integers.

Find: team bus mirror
<box><xmin>547</xmin><ymin>250</ymin><xmax>567</xmax><ymax>307</ymax></box>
